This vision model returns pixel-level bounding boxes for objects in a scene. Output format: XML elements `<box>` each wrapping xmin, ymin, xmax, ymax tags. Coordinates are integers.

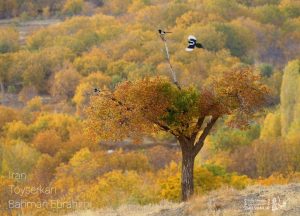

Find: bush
<box><xmin>63</xmin><ymin>0</ymin><xmax>85</xmax><ymax>16</ymax></box>
<box><xmin>83</xmin><ymin>170</ymin><xmax>158</xmax><ymax>207</ymax></box>
<box><xmin>229</xmin><ymin>174</ymin><xmax>252</xmax><ymax>189</ymax></box>
<box><xmin>0</xmin><ymin>27</ymin><xmax>19</xmax><ymax>53</ymax></box>
<box><xmin>26</xmin><ymin>96</ymin><xmax>43</xmax><ymax>112</ymax></box>
<box><xmin>0</xmin><ymin>106</ymin><xmax>19</xmax><ymax>131</ymax></box>
<box><xmin>259</xmin><ymin>63</ymin><xmax>273</xmax><ymax>77</ymax></box>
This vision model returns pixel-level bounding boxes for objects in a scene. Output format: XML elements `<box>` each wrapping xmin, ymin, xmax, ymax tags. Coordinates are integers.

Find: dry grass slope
<box><xmin>66</xmin><ymin>201</ymin><xmax>186</xmax><ymax>216</ymax></box>
<box><xmin>189</xmin><ymin>183</ymin><xmax>300</xmax><ymax>216</ymax></box>
<box><xmin>67</xmin><ymin>183</ymin><xmax>300</xmax><ymax>216</ymax></box>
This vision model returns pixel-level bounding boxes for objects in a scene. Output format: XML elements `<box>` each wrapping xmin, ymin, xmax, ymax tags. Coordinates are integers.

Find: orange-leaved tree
<box><xmin>86</xmin><ymin>65</ymin><xmax>269</xmax><ymax>201</ymax></box>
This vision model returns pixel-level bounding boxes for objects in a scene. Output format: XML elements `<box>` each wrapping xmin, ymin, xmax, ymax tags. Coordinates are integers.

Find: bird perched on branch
<box><xmin>158</xmin><ymin>29</ymin><xmax>172</xmax><ymax>35</ymax></box>
<box><xmin>158</xmin><ymin>29</ymin><xmax>172</xmax><ymax>41</ymax></box>
<box><xmin>185</xmin><ymin>35</ymin><xmax>204</xmax><ymax>51</ymax></box>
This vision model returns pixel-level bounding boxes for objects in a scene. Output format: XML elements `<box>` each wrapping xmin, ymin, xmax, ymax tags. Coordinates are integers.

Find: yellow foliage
<box><xmin>107</xmin><ymin>150</ymin><xmax>151</xmax><ymax>173</ymax></box>
<box><xmin>73</xmin><ymin>72</ymin><xmax>111</xmax><ymax>114</ymax></box>
<box><xmin>83</xmin><ymin>170</ymin><xmax>158</xmax><ymax>207</ymax></box>
<box><xmin>69</xmin><ymin>147</ymin><xmax>92</xmax><ymax>167</ymax></box>
<box><xmin>0</xmin><ymin>176</ymin><xmax>17</xmax><ymax>212</ymax></box>
<box><xmin>0</xmin><ymin>26</ymin><xmax>19</xmax><ymax>53</ymax></box>
<box><xmin>63</xmin><ymin>0</ymin><xmax>84</xmax><ymax>16</ymax></box>
<box><xmin>194</xmin><ymin>166</ymin><xmax>224</xmax><ymax>193</ymax></box>
<box><xmin>127</xmin><ymin>0</ymin><xmax>148</xmax><ymax>13</ymax></box>
<box><xmin>32</xmin><ymin>129</ymin><xmax>62</xmax><ymax>156</ymax></box>
<box><xmin>1</xmin><ymin>142</ymin><xmax>40</xmax><ymax>176</ymax></box>
<box><xmin>257</xmin><ymin>172</ymin><xmax>300</xmax><ymax>186</ymax></box>
<box><xmin>26</xmin><ymin>96</ymin><xmax>43</xmax><ymax>112</ymax></box>
<box><xmin>230</xmin><ymin>174</ymin><xmax>252</xmax><ymax>190</ymax></box>
<box><xmin>74</xmin><ymin>48</ymin><xmax>110</xmax><ymax>76</ymax></box>
<box><xmin>51</xmin><ymin>65</ymin><xmax>82</xmax><ymax>100</ymax></box>
<box><xmin>257</xmin><ymin>173</ymin><xmax>289</xmax><ymax>186</ymax></box>
<box><xmin>280</xmin><ymin>60</ymin><xmax>300</xmax><ymax>135</ymax></box>
<box><xmin>4</xmin><ymin>121</ymin><xmax>33</xmax><ymax>142</ymax></box>
<box><xmin>157</xmin><ymin>161</ymin><xmax>181</xmax><ymax>201</ymax></box>
<box><xmin>0</xmin><ymin>106</ymin><xmax>19</xmax><ymax>131</ymax></box>
<box><xmin>176</xmin><ymin>11</ymin><xmax>204</xmax><ymax>28</ymax></box>
<box><xmin>122</xmin><ymin>49</ymin><xmax>146</xmax><ymax>62</ymax></box>
<box><xmin>102</xmin><ymin>0</ymin><xmax>132</xmax><ymax>16</ymax></box>
<box><xmin>260</xmin><ymin>111</ymin><xmax>281</xmax><ymax>139</ymax></box>
<box><xmin>31</xmin><ymin>113</ymin><xmax>79</xmax><ymax>141</ymax></box>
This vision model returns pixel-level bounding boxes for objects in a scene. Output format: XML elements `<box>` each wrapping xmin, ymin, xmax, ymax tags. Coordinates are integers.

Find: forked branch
<box><xmin>192</xmin><ymin>116</ymin><xmax>219</xmax><ymax>157</ymax></box>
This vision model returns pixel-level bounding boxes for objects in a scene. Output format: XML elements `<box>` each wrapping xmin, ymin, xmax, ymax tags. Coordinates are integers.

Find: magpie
<box><xmin>185</xmin><ymin>35</ymin><xmax>204</xmax><ymax>51</ymax></box>
<box><xmin>158</xmin><ymin>29</ymin><xmax>172</xmax><ymax>41</ymax></box>
<box><xmin>158</xmin><ymin>29</ymin><xmax>172</xmax><ymax>35</ymax></box>
<box><xmin>94</xmin><ymin>88</ymin><xmax>100</xmax><ymax>93</ymax></box>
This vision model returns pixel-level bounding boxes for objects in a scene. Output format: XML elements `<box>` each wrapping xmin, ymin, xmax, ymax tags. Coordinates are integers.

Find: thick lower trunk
<box><xmin>177</xmin><ymin>117</ymin><xmax>218</xmax><ymax>201</ymax></box>
<box><xmin>181</xmin><ymin>150</ymin><xmax>195</xmax><ymax>201</ymax></box>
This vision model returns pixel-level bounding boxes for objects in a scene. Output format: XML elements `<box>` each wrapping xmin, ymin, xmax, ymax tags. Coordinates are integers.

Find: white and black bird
<box><xmin>158</xmin><ymin>29</ymin><xmax>172</xmax><ymax>35</ymax></box>
<box><xmin>185</xmin><ymin>35</ymin><xmax>204</xmax><ymax>52</ymax></box>
<box><xmin>158</xmin><ymin>29</ymin><xmax>172</xmax><ymax>41</ymax></box>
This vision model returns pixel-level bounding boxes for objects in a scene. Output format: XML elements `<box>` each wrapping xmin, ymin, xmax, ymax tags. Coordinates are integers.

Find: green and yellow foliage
<box><xmin>26</xmin><ymin>96</ymin><xmax>43</xmax><ymax>112</ymax></box>
<box><xmin>260</xmin><ymin>111</ymin><xmax>281</xmax><ymax>138</ymax></box>
<box><xmin>1</xmin><ymin>142</ymin><xmax>40</xmax><ymax>176</ymax></box>
<box><xmin>73</xmin><ymin>48</ymin><xmax>109</xmax><ymax>76</ymax></box>
<box><xmin>0</xmin><ymin>27</ymin><xmax>19</xmax><ymax>54</ymax></box>
<box><xmin>280</xmin><ymin>60</ymin><xmax>300</xmax><ymax>135</ymax></box>
<box><xmin>157</xmin><ymin>161</ymin><xmax>181</xmax><ymax>201</ymax></box>
<box><xmin>0</xmin><ymin>176</ymin><xmax>17</xmax><ymax>211</ymax></box>
<box><xmin>63</xmin><ymin>0</ymin><xmax>85</xmax><ymax>16</ymax></box>
<box><xmin>0</xmin><ymin>106</ymin><xmax>19</xmax><ymax>132</ymax></box>
<box><xmin>83</xmin><ymin>170</ymin><xmax>158</xmax><ymax>207</ymax></box>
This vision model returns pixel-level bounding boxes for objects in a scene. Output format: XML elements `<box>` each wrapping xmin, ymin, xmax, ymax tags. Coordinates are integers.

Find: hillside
<box><xmin>67</xmin><ymin>184</ymin><xmax>300</xmax><ymax>216</ymax></box>
<box><xmin>0</xmin><ymin>19</ymin><xmax>61</xmax><ymax>44</ymax></box>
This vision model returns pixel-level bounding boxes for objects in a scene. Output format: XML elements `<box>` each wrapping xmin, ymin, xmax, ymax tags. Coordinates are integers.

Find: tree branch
<box><xmin>191</xmin><ymin>116</ymin><xmax>205</xmax><ymax>143</ymax></box>
<box><xmin>154</xmin><ymin>121</ymin><xmax>178</xmax><ymax>137</ymax></box>
<box><xmin>192</xmin><ymin>116</ymin><xmax>219</xmax><ymax>157</ymax></box>
<box><xmin>100</xmin><ymin>92</ymin><xmax>133</xmax><ymax>112</ymax></box>
<box><xmin>102</xmin><ymin>92</ymin><xmax>179</xmax><ymax>137</ymax></box>
<box><xmin>162</xmin><ymin>39</ymin><xmax>181</xmax><ymax>90</ymax></box>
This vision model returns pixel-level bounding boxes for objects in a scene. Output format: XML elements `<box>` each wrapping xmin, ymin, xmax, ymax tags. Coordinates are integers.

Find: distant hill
<box><xmin>0</xmin><ymin>19</ymin><xmax>61</xmax><ymax>44</ymax></box>
<box><xmin>0</xmin><ymin>0</ymin><xmax>104</xmax><ymax>19</ymax></box>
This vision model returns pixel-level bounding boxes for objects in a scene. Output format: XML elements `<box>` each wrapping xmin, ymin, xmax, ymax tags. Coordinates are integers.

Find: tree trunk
<box><xmin>181</xmin><ymin>147</ymin><xmax>195</xmax><ymax>201</ymax></box>
<box><xmin>177</xmin><ymin>117</ymin><xmax>218</xmax><ymax>201</ymax></box>
<box><xmin>0</xmin><ymin>80</ymin><xmax>4</xmax><ymax>105</ymax></box>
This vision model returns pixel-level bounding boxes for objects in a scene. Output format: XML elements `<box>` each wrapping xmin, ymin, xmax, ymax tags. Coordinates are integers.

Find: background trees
<box><xmin>73</xmin><ymin>72</ymin><xmax>111</xmax><ymax>114</ymax></box>
<box><xmin>51</xmin><ymin>65</ymin><xmax>82</xmax><ymax>101</ymax></box>
<box><xmin>0</xmin><ymin>0</ymin><xmax>299</xmax><ymax>213</ymax></box>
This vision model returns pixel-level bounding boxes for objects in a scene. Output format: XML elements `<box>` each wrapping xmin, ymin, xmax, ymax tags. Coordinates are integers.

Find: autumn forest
<box><xmin>0</xmin><ymin>0</ymin><xmax>300</xmax><ymax>215</ymax></box>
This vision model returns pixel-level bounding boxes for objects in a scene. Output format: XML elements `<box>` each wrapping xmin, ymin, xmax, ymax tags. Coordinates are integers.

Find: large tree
<box><xmin>86</xmin><ymin>65</ymin><xmax>269</xmax><ymax>201</ymax></box>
